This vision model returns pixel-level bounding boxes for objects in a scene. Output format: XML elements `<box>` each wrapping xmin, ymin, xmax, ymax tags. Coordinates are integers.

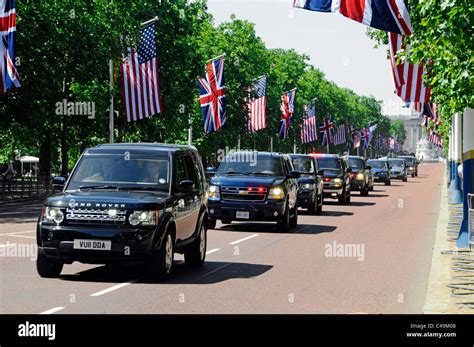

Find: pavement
<box><xmin>0</xmin><ymin>163</ymin><xmax>446</xmax><ymax>314</ymax></box>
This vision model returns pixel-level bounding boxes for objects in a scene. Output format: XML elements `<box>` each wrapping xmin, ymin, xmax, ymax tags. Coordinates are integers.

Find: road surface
<box><xmin>0</xmin><ymin>163</ymin><xmax>444</xmax><ymax>314</ymax></box>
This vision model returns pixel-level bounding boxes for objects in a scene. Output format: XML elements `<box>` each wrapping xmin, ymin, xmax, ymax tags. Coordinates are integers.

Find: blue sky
<box><xmin>207</xmin><ymin>0</ymin><xmax>411</xmax><ymax>116</ymax></box>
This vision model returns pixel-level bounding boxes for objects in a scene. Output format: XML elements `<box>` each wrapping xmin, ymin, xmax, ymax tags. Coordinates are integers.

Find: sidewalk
<box><xmin>423</xmin><ymin>174</ymin><xmax>473</xmax><ymax>313</ymax></box>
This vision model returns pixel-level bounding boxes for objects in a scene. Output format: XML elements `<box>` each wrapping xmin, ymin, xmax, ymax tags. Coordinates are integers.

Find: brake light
<box><xmin>247</xmin><ymin>187</ymin><xmax>253</xmax><ymax>192</ymax></box>
<box><xmin>323</xmin><ymin>177</ymin><xmax>331</xmax><ymax>183</ymax></box>
<box><xmin>257</xmin><ymin>187</ymin><xmax>265</xmax><ymax>192</ymax></box>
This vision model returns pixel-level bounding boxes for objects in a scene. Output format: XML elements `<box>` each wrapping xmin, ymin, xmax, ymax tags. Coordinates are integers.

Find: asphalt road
<box><xmin>0</xmin><ymin>163</ymin><xmax>444</xmax><ymax>314</ymax></box>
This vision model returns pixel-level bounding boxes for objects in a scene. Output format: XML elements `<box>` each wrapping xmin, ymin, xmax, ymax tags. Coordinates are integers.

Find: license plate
<box><xmin>236</xmin><ymin>211</ymin><xmax>250</xmax><ymax>219</ymax></box>
<box><xmin>73</xmin><ymin>239</ymin><xmax>111</xmax><ymax>251</ymax></box>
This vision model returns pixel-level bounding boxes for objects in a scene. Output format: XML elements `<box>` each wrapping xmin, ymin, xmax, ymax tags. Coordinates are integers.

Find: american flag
<box><xmin>421</xmin><ymin>115</ymin><xmax>430</xmax><ymax>128</ymax></box>
<box><xmin>198</xmin><ymin>56</ymin><xmax>226</xmax><ymax>134</ymax></box>
<box><xmin>428</xmin><ymin>129</ymin><xmax>443</xmax><ymax>148</ymax></box>
<box><xmin>320</xmin><ymin>116</ymin><xmax>334</xmax><ymax>146</ymax></box>
<box><xmin>248</xmin><ymin>76</ymin><xmax>267</xmax><ymax>133</ymax></box>
<box><xmin>279</xmin><ymin>89</ymin><xmax>296</xmax><ymax>139</ymax></box>
<box><xmin>333</xmin><ymin>124</ymin><xmax>346</xmax><ymax>145</ymax></box>
<box><xmin>408</xmin><ymin>101</ymin><xmax>441</xmax><ymax>125</ymax></box>
<box><xmin>0</xmin><ymin>0</ymin><xmax>20</xmax><ymax>93</ymax></box>
<box><xmin>121</xmin><ymin>24</ymin><xmax>162</xmax><ymax>122</ymax></box>
<box><xmin>300</xmin><ymin>103</ymin><xmax>317</xmax><ymax>144</ymax></box>
<box><xmin>389</xmin><ymin>33</ymin><xmax>431</xmax><ymax>103</ymax></box>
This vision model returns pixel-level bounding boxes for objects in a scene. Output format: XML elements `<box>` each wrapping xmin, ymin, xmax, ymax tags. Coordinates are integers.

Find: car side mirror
<box><xmin>178</xmin><ymin>179</ymin><xmax>194</xmax><ymax>192</ymax></box>
<box><xmin>52</xmin><ymin>176</ymin><xmax>66</xmax><ymax>189</ymax></box>
<box><xmin>347</xmin><ymin>167</ymin><xmax>352</xmax><ymax>173</ymax></box>
<box><xmin>287</xmin><ymin>170</ymin><xmax>300</xmax><ymax>179</ymax></box>
<box><xmin>318</xmin><ymin>169</ymin><xmax>325</xmax><ymax>176</ymax></box>
<box><xmin>205</xmin><ymin>167</ymin><xmax>216</xmax><ymax>177</ymax></box>
<box><xmin>365</xmin><ymin>165</ymin><xmax>372</xmax><ymax>170</ymax></box>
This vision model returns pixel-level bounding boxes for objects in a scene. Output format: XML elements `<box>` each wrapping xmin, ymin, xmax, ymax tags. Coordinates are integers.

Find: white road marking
<box><xmin>90</xmin><ymin>281</ymin><xmax>136</xmax><ymax>297</ymax></box>
<box><xmin>229</xmin><ymin>234</ymin><xmax>259</xmax><ymax>245</ymax></box>
<box><xmin>4</xmin><ymin>234</ymin><xmax>35</xmax><ymax>239</ymax></box>
<box><xmin>206</xmin><ymin>248</ymin><xmax>220</xmax><ymax>255</ymax></box>
<box><xmin>40</xmin><ymin>307</ymin><xmax>65</xmax><ymax>315</ymax></box>
<box><xmin>0</xmin><ymin>243</ymin><xmax>17</xmax><ymax>248</ymax></box>
<box><xmin>0</xmin><ymin>230</ymin><xmax>35</xmax><ymax>235</ymax></box>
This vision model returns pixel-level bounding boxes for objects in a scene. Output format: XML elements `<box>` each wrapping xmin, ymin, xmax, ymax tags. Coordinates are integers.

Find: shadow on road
<box><xmin>216</xmin><ymin>222</ymin><xmax>337</xmax><ymax>235</ymax></box>
<box><xmin>365</xmin><ymin>194</ymin><xmax>389</xmax><ymax>198</ymax></box>
<box><xmin>320</xmin><ymin>210</ymin><xmax>354</xmax><ymax>217</ymax></box>
<box><xmin>348</xmin><ymin>201</ymin><xmax>376</xmax><ymax>207</ymax></box>
<box><xmin>58</xmin><ymin>260</ymin><xmax>273</xmax><ymax>285</ymax></box>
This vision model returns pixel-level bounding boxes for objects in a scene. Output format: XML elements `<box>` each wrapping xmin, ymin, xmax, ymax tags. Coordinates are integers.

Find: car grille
<box><xmin>221</xmin><ymin>186</ymin><xmax>267</xmax><ymax>202</ymax></box>
<box><xmin>65</xmin><ymin>208</ymin><xmax>127</xmax><ymax>225</ymax></box>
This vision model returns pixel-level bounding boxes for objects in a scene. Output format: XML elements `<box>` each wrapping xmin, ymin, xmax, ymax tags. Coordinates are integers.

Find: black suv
<box><xmin>313</xmin><ymin>154</ymin><xmax>352</xmax><ymax>205</ymax></box>
<box><xmin>207</xmin><ymin>151</ymin><xmax>300</xmax><ymax>232</ymax></box>
<box><xmin>289</xmin><ymin>154</ymin><xmax>323</xmax><ymax>214</ymax></box>
<box><xmin>37</xmin><ymin>143</ymin><xmax>208</xmax><ymax>281</ymax></box>
<box><xmin>347</xmin><ymin>155</ymin><xmax>373</xmax><ymax>196</ymax></box>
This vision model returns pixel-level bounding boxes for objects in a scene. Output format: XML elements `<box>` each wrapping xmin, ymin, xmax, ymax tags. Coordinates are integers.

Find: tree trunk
<box><xmin>39</xmin><ymin>133</ymin><xmax>51</xmax><ymax>176</ymax></box>
<box><xmin>60</xmin><ymin>115</ymin><xmax>68</xmax><ymax>176</ymax></box>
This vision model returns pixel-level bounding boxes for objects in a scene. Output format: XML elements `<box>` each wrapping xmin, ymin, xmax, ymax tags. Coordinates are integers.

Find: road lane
<box><xmin>0</xmin><ymin>163</ymin><xmax>443</xmax><ymax>314</ymax></box>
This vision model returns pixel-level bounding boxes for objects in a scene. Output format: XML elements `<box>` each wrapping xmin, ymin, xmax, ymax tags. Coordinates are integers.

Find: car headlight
<box><xmin>268</xmin><ymin>186</ymin><xmax>285</xmax><ymax>199</ymax></box>
<box><xmin>409</xmin><ymin>166</ymin><xmax>414</xmax><ymax>170</ymax></box>
<box><xmin>356</xmin><ymin>173</ymin><xmax>365</xmax><ymax>180</ymax></box>
<box><xmin>207</xmin><ymin>185</ymin><xmax>220</xmax><ymax>200</ymax></box>
<box><xmin>302</xmin><ymin>183</ymin><xmax>314</xmax><ymax>189</ymax></box>
<box><xmin>43</xmin><ymin>207</ymin><xmax>64</xmax><ymax>224</ymax></box>
<box><xmin>333</xmin><ymin>178</ymin><xmax>342</xmax><ymax>184</ymax></box>
<box><xmin>129</xmin><ymin>210</ymin><xmax>157</xmax><ymax>226</ymax></box>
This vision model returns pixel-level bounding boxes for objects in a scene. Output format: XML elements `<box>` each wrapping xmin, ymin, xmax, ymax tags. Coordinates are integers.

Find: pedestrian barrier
<box><xmin>0</xmin><ymin>175</ymin><xmax>52</xmax><ymax>204</ymax></box>
<box><xmin>469</xmin><ymin>193</ymin><xmax>474</xmax><ymax>249</ymax></box>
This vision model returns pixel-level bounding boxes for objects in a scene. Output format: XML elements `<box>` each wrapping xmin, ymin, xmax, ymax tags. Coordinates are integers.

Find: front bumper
<box><xmin>208</xmin><ymin>199</ymin><xmax>286</xmax><ymax>222</ymax></box>
<box><xmin>37</xmin><ymin>223</ymin><xmax>157</xmax><ymax>264</ymax></box>
<box><xmin>297</xmin><ymin>189</ymin><xmax>316</xmax><ymax>208</ymax></box>
<box><xmin>390</xmin><ymin>172</ymin><xmax>406</xmax><ymax>179</ymax></box>
<box><xmin>373</xmin><ymin>174</ymin><xmax>389</xmax><ymax>182</ymax></box>
<box><xmin>323</xmin><ymin>186</ymin><xmax>343</xmax><ymax>199</ymax></box>
<box><xmin>350</xmin><ymin>179</ymin><xmax>365</xmax><ymax>190</ymax></box>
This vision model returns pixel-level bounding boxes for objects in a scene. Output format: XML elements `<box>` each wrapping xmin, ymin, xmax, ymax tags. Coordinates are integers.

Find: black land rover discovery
<box><xmin>36</xmin><ymin>143</ymin><xmax>208</xmax><ymax>281</ymax></box>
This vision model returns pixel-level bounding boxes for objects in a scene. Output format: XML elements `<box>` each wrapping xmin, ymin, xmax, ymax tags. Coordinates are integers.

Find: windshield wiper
<box><xmin>78</xmin><ymin>185</ymin><xmax>119</xmax><ymax>191</ymax></box>
<box><xmin>247</xmin><ymin>172</ymin><xmax>273</xmax><ymax>176</ymax></box>
<box><xmin>221</xmin><ymin>171</ymin><xmax>247</xmax><ymax>175</ymax></box>
<box><xmin>118</xmin><ymin>186</ymin><xmax>161</xmax><ymax>191</ymax></box>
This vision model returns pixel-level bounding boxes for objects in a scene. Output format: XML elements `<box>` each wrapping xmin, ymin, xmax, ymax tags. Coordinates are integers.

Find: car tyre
<box><xmin>316</xmin><ymin>194</ymin><xmax>323</xmax><ymax>214</ymax></box>
<box><xmin>385</xmin><ymin>179</ymin><xmax>391</xmax><ymax>186</ymax></box>
<box><xmin>277</xmin><ymin>202</ymin><xmax>291</xmax><ymax>232</ymax></box>
<box><xmin>37</xmin><ymin>249</ymin><xmax>63</xmax><ymax>278</ymax></box>
<box><xmin>207</xmin><ymin>217</ymin><xmax>217</xmax><ymax>230</ymax></box>
<box><xmin>184</xmin><ymin>220</ymin><xmax>206</xmax><ymax>267</ymax></box>
<box><xmin>403</xmin><ymin>177</ymin><xmax>408</xmax><ymax>182</ymax></box>
<box><xmin>221</xmin><ymin>219</ymin><xmax>232</xmax><ymax>225</ymax></box>
<box><xmin>289</xmin><ymin>202</ymin><xmax>298</xmax><ymax>228</ymax></box>
<box><xmin>148</xmin><ymin>231</ymin><xmax>174</xmax><ymax>281</ymax></box>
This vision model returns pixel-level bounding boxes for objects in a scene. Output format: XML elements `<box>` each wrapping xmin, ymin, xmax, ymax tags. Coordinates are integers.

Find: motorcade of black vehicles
<box><xmin>366</xmin><ymin>159</ymin><xmax>391</xmax><ymax>185</ymax></box>
<box><xmin>388</xmin><ymin>158</ymin><xmax>408</xmax><ymax>182</ymax></box>
<box><xmin>288</xmin><ymin>154</ymin><xmax>323</xmax><ymax>214</ymax></box>
<box><xmin>207</xmin><ymin>151</ymin><xmax>300</xmax><ymax>232</ymax></box>
<box><xmin>312</xmin><ymin>153</ymin><xmax>351</xmax><ymax>205</ymax></box>
<box><xmin>36</xmin><ymin>143</ymin><xmax>209</xmax><ymax>281</ymax></box>
<box><xmin>346</xmin><ymin>155</ymin><xmax>374</xmax><ymax>196</ymax></box>
<box><xmin>398</xmin><ymin>155</ymin><xmax>419</xmax><ymax>177</ymax></box>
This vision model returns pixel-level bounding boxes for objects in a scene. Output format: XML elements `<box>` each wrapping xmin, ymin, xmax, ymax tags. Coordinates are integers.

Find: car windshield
<box><xmin>291</xmin><ymin>157</ymin><xmax>314</xmax><ymax>174</ymax></box>
<box><xmin>348</xmin><ymin>157</ymin><xmax>364</xmax><ymax>169</ymax></box>
<box><xmin>317</xmin><ymin>157</ymin><xmax>342</xmax><ymax>172</ymax></box>
<box><xmin>66</xmin><ymin>155</ymin><xmax>171</xmax><ymax>193</ymax></box>
<box><xmin>217</xmin><ymin>156</ymin><xmax>284</xmax><ymax>176</ymax></box>
<box><xmin>388</xmin><ymin>159</ymin><xmax>405</xmax><ymax>167</ymax></box>
<box><xmin>401</xmin><ymin>157</ymin><xmax>415</xmax><ymax>165</ymax></box>
<box><xmin>367</xmin><ymin>160</ymin><xmax>386</xmax><ymax>169</ymax></box>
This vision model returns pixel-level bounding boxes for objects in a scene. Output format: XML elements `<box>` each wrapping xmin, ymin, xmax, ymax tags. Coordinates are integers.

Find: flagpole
<box><xmin>206</xmin><ymin>53</ymin><xmax>226</xmax><ymax>63</ymax></box>
<box><xmin>141</xmin><ymin>16</ymin><xmax>158</xmax><ymax>28</ymax></box>
<box><xmin>188</xmin><ymin>114</ymin><xmax>192</xmax><ymax>145</ymax></box>
<box><xmin>270</xmin><ymin>136</ymin><xmax>273</xmax><ymax>152</ymax></box>
<box><xmin>108</xmin><ymin>59</ymin><xmax>114</xmax><ymax>144</ymax></box>
<box><xmin>282</xmin><ymin>87</ymin><xmax>297</xmax><ymax>95</ymax></box>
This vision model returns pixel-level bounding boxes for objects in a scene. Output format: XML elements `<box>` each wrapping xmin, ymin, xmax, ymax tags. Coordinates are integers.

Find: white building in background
<box><xmin>388</xmin><ymin>113</ymin><xmax>423</xmax><ymax>155</ymax></box>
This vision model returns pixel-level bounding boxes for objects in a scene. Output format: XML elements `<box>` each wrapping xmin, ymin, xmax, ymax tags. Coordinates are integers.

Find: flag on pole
<box><xmin>420</xmin><ymin>115</ymin><xmax>430</xmax><ymax>128</ymax></box>
<box><xmin>0</xmin><ymin>0</ymin><xmax>20</xmax><ymax>93</ymax></box>
<box><xmin>121</xmin><ymin>23</ymin><xmax>163</xmax><ymax>122</ymax></box>
<box><xmin>293</xmin><ymin>0</ymin><xmax>412</xmax><ymax>35</ymax></box>
<box><xmin>197</xmin><ymin>56</ymin><xmax>226</xmax><ymax>134</ymax></box>
<box><xmin>248</xmin><ymin>76</ymin><xmax>267</xmax><ymax>133</ymax></box>
<box><xmin>360</xmin><ymin>128</ymin><xmax>370</xmax><ymax>149</ymax></box>
<box><xmin>301</xmin><ymin>103</ymin><xmax>318</xmax><ymax>144</ymax></box>
<box><xmin>333</xmin><ymin>124</ymin><xmax>346</xmax><ymax>145</ymax></box>
<box><xmin>389</xmin><ymin>33</ymin><xmax>431</xmax><ymax>103</ymax></box>
<box><xmin>320</xmin><ymin>116</ymin><xmax>334</xmax><ymax>146</ymax></box>
<box><xmin>279</xmin><ymin>89</ymin><xmax>296</xmax><ymax>139</ymax></box>
<box><xmin>368</xmin><ymin>124</ymin><xmax>377</xmax><ymax>144</ymax></box>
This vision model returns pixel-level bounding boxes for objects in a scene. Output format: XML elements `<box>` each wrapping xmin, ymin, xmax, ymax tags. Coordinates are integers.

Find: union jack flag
<box><xmin>197</xmin><ymin>56</ymin><xmax>226</xmax><ymax>134</ymax></box>
<box><xmin>0</xmin><ymin>0</ymin><xmax>20</xmax><ymax>93</ymax></box>
<box><xmin>300</xmin><ymin>103</ymin><xmax>317</xmax><ymax>144</ymax></box>
<box><xmin>320</xmin><ymin>116</ymin><xmax>334</xmax><ymax>147</ymax></box>
<box><xmin>360</xmin><ymin>127</ymin><xmax>370</xmax><ymax>149</ymax></box>
<box><xmin>279</xmin><ymin>89</ymin><xmax>296</xmax><ymax>139</ymax></box>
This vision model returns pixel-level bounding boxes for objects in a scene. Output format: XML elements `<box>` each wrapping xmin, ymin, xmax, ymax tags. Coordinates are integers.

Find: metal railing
<box><xmin>469</xmin><ymin>193</ymin><xmax>474</xmax><ymax>249</ymax></box>
<box><xmin>0</xmin><ymin>175</ymin><xmax>52</xmax><ymax>204</ymax></box>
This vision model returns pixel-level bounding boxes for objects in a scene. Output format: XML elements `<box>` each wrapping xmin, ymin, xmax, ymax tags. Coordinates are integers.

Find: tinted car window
<box><xmin>67</xmin><ymin>155</ymin><xmax>170</xmax><ymax>192</ymax></box>
<box><xmin>292</xmin><ymin>157</ymin><xmax>314</xmax><ymax>173</ymax></box>
<box><xmin>217</xmin><ymin>156</ymin><xmax>284</xmax><ymax>176</ymax></box>
<box><xmin>348</xmin><ymin>158</ymin><xmax>364</xmax><ymax>169</ymax></box>
<box><xmin>388</xmin><ymin>159</ymin><xmax>405</xmax><ymax>167</ymax></box>
<box><xmin>367</xmin><ymin>160</ymin><xmax>386</xmax><ymax>169</ymax></box>
<box><xmin>401</xmin><ymin>157</ymin><xmax>415</xmax><ymax>166</ymax></box>
<box><xmin>317</xmin><ymin>157</ymin><xmax>342</xmax><ymax>172</ymax></box>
